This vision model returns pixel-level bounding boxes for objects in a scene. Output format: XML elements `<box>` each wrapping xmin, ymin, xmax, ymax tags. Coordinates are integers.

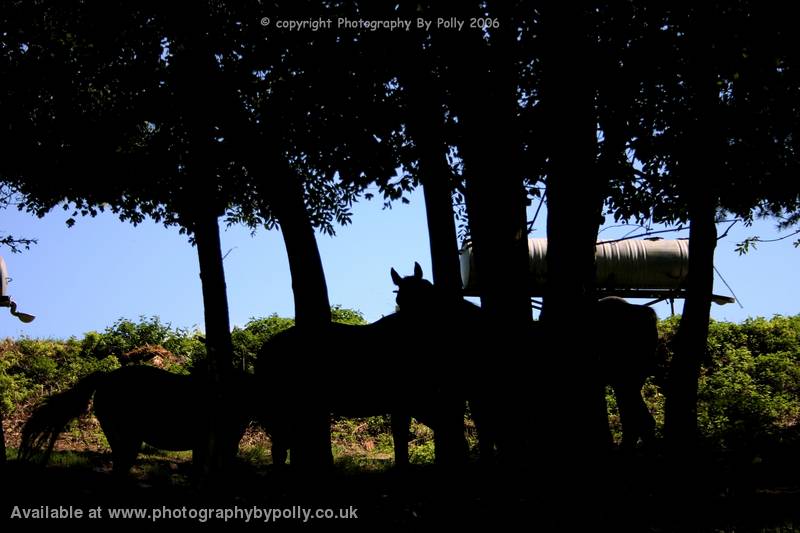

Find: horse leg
<box><xmin>290</xmin><ymin>410</ymin><xmax>333</xmax><ymax>471</ymax></box>
<box><xmin>431</xmin><ymin>399</ymin><xmax>467</xmax><ymax>466</ymax></box>
<box><xmin>271</xmin><ymin>431</ymin><xmax>289</xmax><ymax>466</ymax></box>
<box><xmin>108</xmin><ymin>435</ymin><xmax>141</xmax><ymax>477</ymax></box>
<box><xmin>391</xmin><ymin>413</ymin><xmax>410</xmax><ymax>468</ymax></box>
<box><xmin>613</xmin><ymin>382</ymin><xmax>653</xmax><ymax>451</ymax></box>
<box><xmin>470</xmin><ymin>398</ymin><xmax>496</xmax><ymax>464</ymax></box>
<box><xmin>255</xmin><ymin>409</ymin><xmax>288</xmax><ymax>466</ymax></box>
<box><xmin>629</xmin><ymin>382</ymin><xmax>655</xmax><ymax>447</ymax></box>
<box><xmin>97</xmin><ymin>414</ymin><xmax>139</xmax><ymax>477</ymax></box>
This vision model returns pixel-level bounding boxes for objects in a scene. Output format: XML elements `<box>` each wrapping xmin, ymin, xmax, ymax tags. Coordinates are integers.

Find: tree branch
<box><xmin>0</xmin><ymin>235</ymin><xmax>38</xmax><ymax>253</ymax></box>
<box><xmin>596</xmin><ymin>225</ymin><xmax>689</xmax><ymax>245</ymax></box>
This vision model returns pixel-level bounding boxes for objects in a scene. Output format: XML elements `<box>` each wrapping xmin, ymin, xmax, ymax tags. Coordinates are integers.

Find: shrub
<box><xmin>0</xmin><ymin>337</ymin><xmax>119</xmax><ymax>414</ymax></box>
<box><xmin>81</xmin><ymin>316</ymin><xmax>205</xmax><ymax>364</ymax></box>
<box><xmin>7</xmin><ymin>311</ymin><xmax>798</xmax><ymax>465</ymax></box>
<box><xmin>654</xmin><ymin>314</ymin><xmax>800</xmax><ymax>452</ymax></box>
<box><xmin>236</xmin><ymin>305</ymin><xmax>368</xmax><ymax>372</ymax></box>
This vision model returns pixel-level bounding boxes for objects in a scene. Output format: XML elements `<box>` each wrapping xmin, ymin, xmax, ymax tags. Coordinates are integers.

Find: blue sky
<box><xmin>1</xmin><ymin>190</ymin><xmax>798</xmax><ymax>340</ymax></box>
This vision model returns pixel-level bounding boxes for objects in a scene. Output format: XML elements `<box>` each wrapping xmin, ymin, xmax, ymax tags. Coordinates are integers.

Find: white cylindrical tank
<box><xmin>0</xmin><ymin>256</ymin><xmax>9</xmax><ymax>303</ymax></box>
<box><xmin>596</xmin><ymin>239</ymin><xmax>689</xmax><ymax>290</ymax></box>
<box><xmin>460</xmin><ymin>238</ymin><xmax>690</xmax><ymax>295</ymax></box>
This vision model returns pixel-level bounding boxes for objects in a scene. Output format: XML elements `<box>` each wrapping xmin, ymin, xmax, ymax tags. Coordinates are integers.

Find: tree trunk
<box><xmin>539</xmin><ymin>4</ymin><xmax>609</xmax><ymax>459</ymax></box>
<box><xmin>535</xmin><ymin>11</ymin><xmax>609</xmax><ymax>523</ymax></box>
<box><xmin>403</xmin><ymin>79</ymin><xmax>462</xmax><ymax>299</ymax></box>
<box><xmin>446</xmin><ymin>7</ymin><xmax>531</xmax><ymax>465</ymax></box>
<box><xmin>419</xmin><ymin>136</ymin><xmax>462</xmax><ymax>299</ymax></box>
<box><xmin>176</xmin><ymin>10</ymin><xmax>240</xmax><ymax>483</ymax></box>
<box><xmin>664</xmin><ymin>3</ymin><xmax>720</xmax><ymax>455</ymax></box>
<box><xmin>259</xmin><ymin>164</ymin><xmax>333</xmax><ymax>469</ymax></box>
<box><xmin>193</xmin><ymin>209</ymin><xmax>236</xmax><ymax>481</ymax></box>
<box><xmin>438</xmin><ymin>3</ymin><xmax>530</xmax><ymax>326</ymax></box>
<box><xmin>270</xmin><ymin>169</ymin><xmax>332</xmax><ymax>328</ymax></box>
<box><xmin>664</xmin><ymin>195</ymin><xmax>716</xmax><ymax>452</ymax></box>
<box><xmin>194</xmin><ymin>211</ymin><xmax>234</xmax><ymax>375</ymax></box>
<box><xmin>402</xmin><ymin>46</ymin><xmax>467</xmax><ymax>466</ymax></box>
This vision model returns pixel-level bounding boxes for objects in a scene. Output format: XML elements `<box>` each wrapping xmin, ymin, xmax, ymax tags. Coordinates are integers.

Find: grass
<box><xmin>2</xmin><ymin>413</ymin><xmax>442</xmax><ymax>469</ymax></box>
<box><xmin>4</xmin><ymin>405</ymin><xmax>489</xmax><ymax>483</ymax></box>
<box><xmin>333</xmin><ymin>453</ymin><xmax>394</xmax><ymax>473</ymax></box>
<box><xmin>6</xmin><ymin>417</ymin><xmax>800</xmax><ymax>531</ymax></box>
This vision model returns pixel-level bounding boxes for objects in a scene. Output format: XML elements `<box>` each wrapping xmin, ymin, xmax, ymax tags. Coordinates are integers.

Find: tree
<box><xmin>538</xmin><ymin>2</ymin><xmax>614</xmax><ymax>458</ymax></box>
<box><xmin>0</xmin><ymin>185</ymin><xmax>36</xmax><ymax>254</ymax></box>
<box><xmin>1</xmin><ymin>0</ymin><xmax>421</xmax><ymax>470</ymax></box>
<box><xmin>605</xmin><ymin>2</ymin><xmax>800</xmax><ymax>452</ymax></box>
<box><xmin>0</xmin><ymin>0</ymin><xmax>247</xmax><ymax>479</ymax></box>
<box><xmin>441</xmin><ymin>2</ymin><xmax>535</xmax><ymax>464</ymax></box>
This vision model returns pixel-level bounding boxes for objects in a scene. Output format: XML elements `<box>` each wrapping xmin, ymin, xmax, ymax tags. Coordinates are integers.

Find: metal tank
<box><xmin>0</xmin><ymin>256</ymin><xmax>8</xmax><ymax>305</ymax></box>
<box><xmin>1</xmin><ymin>255</ymin><xmax>36</xmax><ymax>322</ymax></box>
<box><xmin>460</xmin><ymin>238</ymin><xmax>695</xmax><ymax>299</ymax></box>
<box><xmin>595</xmin><ymin>239</ymin><xmax>689</xmax><ymax>291</ymax></box>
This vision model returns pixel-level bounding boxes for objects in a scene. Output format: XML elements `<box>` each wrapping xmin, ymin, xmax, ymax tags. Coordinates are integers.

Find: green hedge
<box><xmin>1</xmin><ymin>307</ymin><xmax>368</xmax><ymax>414</ymax></box>
<box><xmin>641</xmin><ymin>315</ymin><xmax>800</xmax><ymax>450</ymax></box>
<box><xmin>3</xmin><ymin>311</ymin><xmax>799</xmax><ymax>455</ymax></box>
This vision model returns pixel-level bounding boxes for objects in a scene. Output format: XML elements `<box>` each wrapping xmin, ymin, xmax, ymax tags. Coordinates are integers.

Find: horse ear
<box><xmin>413</xmin><ymin>262</ymin><xmax>423</xmax><ymax>279</ymax></box>
<box><xmin>390</xmin><ymin>268</ymin><xmax>402</xmax><ymax>286</ymax></box>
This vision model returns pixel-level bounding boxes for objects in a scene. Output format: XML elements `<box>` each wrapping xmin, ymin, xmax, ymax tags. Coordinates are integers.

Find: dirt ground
<box><xmin>3</xmin><ymin>448</ymin><xmax>800</xmax><ymax>531</ymax></box>
<box><xmin>4</xmin><ymin>412</ymin><xmax>800</xmax><ymax>530</ymax></box>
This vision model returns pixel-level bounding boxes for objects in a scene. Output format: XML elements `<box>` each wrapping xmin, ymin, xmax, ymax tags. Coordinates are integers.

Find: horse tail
<box><xmin>643</xmin><ymin>305</ymin><xmax>660</xmax><ymax>368</ymax></box>
<box><xmin>18</xmin><ymin>371</ymin><xmax>107</xmax><ymax>464</ymax></box>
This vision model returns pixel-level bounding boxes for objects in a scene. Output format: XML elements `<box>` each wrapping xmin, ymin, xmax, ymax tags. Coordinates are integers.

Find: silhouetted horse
<box><xmin>391</xmin><ymin>263</ymin><xmax>658</xmax><ymax>454</ymax></box>
<box><xmin>19</xmin><ymin>365</ymin><xmax>252</xmax><ymax>476</ymax></box>
<box><xmin>255</xmin><ymin>297</ymin><xmax>466</xmax><ymax>468</ymax></box>
<box><xmin>594</xmin><ymin>295</ymin><xmax>658</xmax><ymax>450</ymax></box>
<box><xmin>390</xmin><ymin>264</ymin><xmax>497</xmax><ymax>460</ymax></box>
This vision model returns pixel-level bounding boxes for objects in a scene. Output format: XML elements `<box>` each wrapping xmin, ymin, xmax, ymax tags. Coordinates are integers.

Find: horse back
<box><xmin>93</xmin><ymin>366</ymin><xmax>206</xmax><ymax>451</ymax></box>
<box><xmin>254</xmin><ymin>317</ymin><xmax>447</xmax><ymax>416</ymax></box>
<box><xmin>596</xmin><ymin>297</ymin><xmax>659</xmax><ymax>380</ymax></box>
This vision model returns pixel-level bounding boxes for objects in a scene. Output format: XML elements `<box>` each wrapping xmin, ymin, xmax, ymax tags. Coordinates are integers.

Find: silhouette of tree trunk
<box><xmin>179</xmin><ymin>10</ymin><xmax>239</xmax><ymax>483</ymax></box>
<box><xmin>192</xmin><ymin>209</ymin><xmax>236</xmax><ymax>481</ymax></box>
<box><xmin>445</xmin><ymin>5</ymin><xmax>530</xmax><ymax>326</ymax></box>
<box><xmin>446</xmin><ymin>5</ymin><xmax>532</xmax><ymax>464</ymax></box>
<box><xmin>194</xmin><ymin>211</ymin><xmax>235</xmax><ymax>376</ymax></box>
<box><xmin>262</xmin><ymin>164</ymin><xmax>333</xmax><ymax>469</ymax></box>
<box><xmin>403</xmin><ymin>54</ymin><xmax>468</xmax><ymax>465</ymax></box>
<box><xmin>269</xmin><ymin>171</ymin><xmax>332</xmax><ymax>329</ymax></box>
<box><xmin>415</xmin><ymin>125</ymin><xmax>461</xmax><ymax>300</ymax></box>
<box><xmin>665</xmin><ymin>10</ymin><xmax>720</xmax><ymax>452</ymax></box>
<box><xmin>539</xmin><ymin>3</ymin><xmax>610</xmax><ymax>469</ymax></box>
<box><xmin>403</xmin><ymin>77</ymin><xmax>461</xmax><ymax>300</ymax></box>
<box><xmin>665</xmin><ymin>194</ymin><xmax>716</xmax><ymax>451</ymax></box>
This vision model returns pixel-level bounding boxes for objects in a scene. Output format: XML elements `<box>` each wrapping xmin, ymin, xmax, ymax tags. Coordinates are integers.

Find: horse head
<box><xmin>390</xmin><ymin>262</ymin><xmax>437</xmax><ymax>314</ymax></box>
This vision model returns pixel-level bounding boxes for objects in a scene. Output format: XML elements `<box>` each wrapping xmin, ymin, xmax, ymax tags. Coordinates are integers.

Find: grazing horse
<box><xmin>391</xmin><ymin>263</ymin><xmax>658</xmax><ymax>453</ymax></box>
<box><xmin>19</xmin><ymin>365</ymin><xmax>253</xmax><ymax>476</ymax></box>
<box><xmin>254</xmin><ymin>294</ymin><xmax>466</xmax><ymax>468</ymax></box>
